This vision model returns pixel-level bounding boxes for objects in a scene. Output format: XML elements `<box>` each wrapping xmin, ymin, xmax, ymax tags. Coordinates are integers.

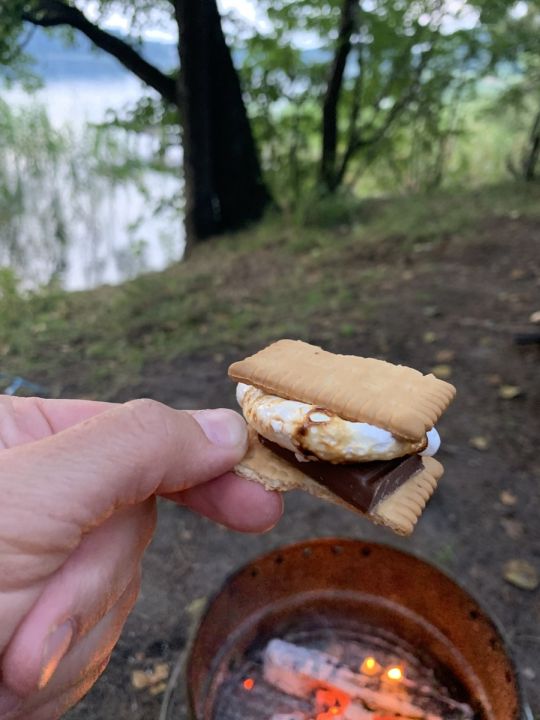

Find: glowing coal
<box><xmin>262</xmin><ymin>639</ymin><xmax>474</xmax><ymax>720</ymax></box>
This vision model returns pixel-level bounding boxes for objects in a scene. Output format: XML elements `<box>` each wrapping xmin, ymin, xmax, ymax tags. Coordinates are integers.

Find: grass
<box><xmin>1</xmin><ymin>180</ymin><xmax>539</xmax><ymax>398</ymax></box>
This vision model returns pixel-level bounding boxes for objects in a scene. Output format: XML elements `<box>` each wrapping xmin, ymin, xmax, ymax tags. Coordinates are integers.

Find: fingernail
<box><xmin>194</xmin><ymin>409</ymin><xmax>247</xmax><ymax>448</ymax></box>
<box><xmin>38</xmin><ymin>619</ymin><xmax>75</xmax><ymax>690</ymax></box>
<box><xmin>0</xmin><ymin>688</ymin><xmax>22</xmax><ymax>715</ymax></box>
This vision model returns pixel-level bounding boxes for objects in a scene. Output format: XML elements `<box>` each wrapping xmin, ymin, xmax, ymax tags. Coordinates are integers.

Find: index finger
<box><xmin>0</xmin><ymin>397</ymin><xmax>115</xmax><ymax>449</ymax></box>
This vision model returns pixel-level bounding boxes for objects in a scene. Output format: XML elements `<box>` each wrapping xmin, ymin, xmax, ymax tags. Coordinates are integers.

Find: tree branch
<box><xmin>335</xmin><ymin>40</ymin><xmax>364</xmax><ymax>186</ymax></box>
<box><xmin>341</xmin><ymin>42</ymin><xmax>434</xmax><ymax>172</ymax></box>
<box><xmin>320</xmin><ymin>0</ymin><xmax>359</xmax><ymax>190</ymax></box>
<box><xmin>22</xmin><ymin>0</ymin><xmax>178</xmax><ymax>105</ymax></box>
<box><xmin>362</xmin><ymin>45</ymin><xmax>433</xmax><ymax>147</ymax></box>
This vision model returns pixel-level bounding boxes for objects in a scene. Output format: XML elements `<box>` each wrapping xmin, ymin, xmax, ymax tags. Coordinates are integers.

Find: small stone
<box><xmin>431</xmin><ymin>364</ymin><xmax>452</xmax><ymax>379</ymax></box>
<box><xmin>469</xmin><ymin>436</ymin><xmax>490</xmax><ymax>451</ymax></box>
<box><xmin>500</xmin><ymin>490</ymin><xmax>518</xmax><ymax>506</ymax></box>
<box><xmin>523</xmin><ymin>667</ymin><xmax>536</xmax><ymax>680</ymax></box>
<box><xmin>503</xmin><ymin>559</ymin><xmax>539</xmax><ymax>591</ymax></box>
<box><xmin>498</xmin><ymin>385</ymin><xmax>523</xmax><ymax>400</ymax></box>
<box><xmin>529</xmin><ymin>310</ymin><xmax>540</xmax><ymax>324</ymax></box>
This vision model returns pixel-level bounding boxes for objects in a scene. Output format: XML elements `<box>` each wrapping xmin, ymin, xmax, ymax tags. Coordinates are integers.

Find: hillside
<box><xmin>22</xmin><ymin>28</ymin><xmax>177</xmax><ymax>80</ymax></box>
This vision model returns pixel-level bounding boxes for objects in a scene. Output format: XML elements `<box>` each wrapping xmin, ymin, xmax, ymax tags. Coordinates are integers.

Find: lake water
<box><xmin>5</xmin><ymin>77</ymin><xmax>185</xmax><ymax>290</ymax></box>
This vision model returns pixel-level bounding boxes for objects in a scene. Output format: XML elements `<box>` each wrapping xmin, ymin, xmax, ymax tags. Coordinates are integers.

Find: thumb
<box><xmin>0</xmin><ymin>400</ymin><xmax>247</xmax><ymax>577</ymax></box>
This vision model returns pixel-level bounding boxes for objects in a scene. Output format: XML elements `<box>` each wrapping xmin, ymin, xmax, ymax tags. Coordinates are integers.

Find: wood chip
<box><xmin>503</xmin><ymin>560</ymin><xmax>539</xmax><ymax>591</ymax></box>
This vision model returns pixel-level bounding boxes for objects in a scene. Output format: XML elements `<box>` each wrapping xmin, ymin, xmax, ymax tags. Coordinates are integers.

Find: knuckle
<box><xmin>122</xmin><ymin>398</ymin><xmax>170</xmax><ymax>438</ymax></box>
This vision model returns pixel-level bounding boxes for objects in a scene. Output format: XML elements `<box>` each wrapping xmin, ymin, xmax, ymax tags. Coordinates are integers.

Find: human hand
<box><xmin>0</xmin><ymin>397</ymin><xmax>282</xmax><ymax>719</ymax></box>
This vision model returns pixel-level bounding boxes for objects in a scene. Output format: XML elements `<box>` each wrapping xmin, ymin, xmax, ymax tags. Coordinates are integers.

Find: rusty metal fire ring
<box><xmin>185</xmin><ymin>538</ymin><xmax>531</xmax><ymax>720</ymax></box>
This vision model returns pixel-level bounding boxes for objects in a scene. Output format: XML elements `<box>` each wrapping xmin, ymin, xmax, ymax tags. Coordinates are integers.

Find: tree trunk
<box><xmin>174</xmin><ymin>0</ymin><xmax>271</xmax><ymax>246</ymax></box>
<box><xmin>23</xmin><ymin>0</ymin><xmax>271</xmax><ymax>247</ymax></box>
<box><xmin>320</xmin><ymin>0</ymin><xmax>358</xmax><ymax>193</ymax></box>
<box><xmin>523</xmin><ymin>108</ymin><xmax>540</xmax><ymax>182</ymax></box>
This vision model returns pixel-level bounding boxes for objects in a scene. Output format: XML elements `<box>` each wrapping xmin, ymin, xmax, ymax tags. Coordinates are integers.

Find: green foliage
<box><xmin>233</xmin><ymin>0</ymin><xmax>540</xmax><ymax>200</ymax></box>
<box><xmin>480</xmin><ymin>0</ymin><xmax>540</xmax><ymax>179</ymax></box>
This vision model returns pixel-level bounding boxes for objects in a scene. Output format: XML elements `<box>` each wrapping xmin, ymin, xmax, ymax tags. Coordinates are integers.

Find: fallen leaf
<box><xmin>423</xmin><ymin>331</ymin><xmax>437</xmax><ymax>344</ymax></box>
<box><xmin>149</xmin><ymin>681</ymin><xmax>168</xmax><ymax>696</ymax></box>
<box><xmin>131</xmin><ymin>662</ymin><xmax>170</xmax><ymax>690</ymax></box>
<box><xmin>469</xmin><ymin>436</ymin><xmax>490</xmax><ymax>451</ymax></box>
<box><xmin>530</xmin><ymin>310</ymin><xmax>540</xmax><ymax>324</ymax></box>
<box><xmin>498</xmin><ymin>385</ymin><xmax>523</xmax><ymax>400</ymax></box>
<box><xmin>430</xmin><ymin>364</ymin><xmax>452</xmax><ymax>379</ymax></box>
<box><xmin>500</xmin><ymin>490</ymin><xmax>518</xmax><ymax>506</ymax></box>
<box><xmin>435</xmin><ymin>349</ymin><xmax>455</xmax><ymax>363</ymax></box>
<box><xmin>503</xmin><ymin>560</ymin><xmax>539</xmax><ymax>591</ymax></box>
<box><xmin>500</xmin><ymin>518</ymin><xmax>524</xmax><ymax>540</ymax></box>
<box><xmin>187</xmin><ymin>596</ymin><xmax>208</xmax><ymax>621</ymax></box>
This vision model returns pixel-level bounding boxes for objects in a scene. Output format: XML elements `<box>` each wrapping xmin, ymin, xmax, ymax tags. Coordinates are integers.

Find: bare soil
<box><xmin>65</xmin><ymin>215</ymin><xmax>539</xmax><ymax>719</ymax></box>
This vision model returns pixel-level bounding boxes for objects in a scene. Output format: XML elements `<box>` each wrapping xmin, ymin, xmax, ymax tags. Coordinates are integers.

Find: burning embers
<box><xmin>188</xmin><ymin>541</ymin><xmax>527</xmax><ymax>720</ymax></box>
<box><xmin>241</xmin><ymin>639</ymin><xmax>474</xmax><ymax>720</ymax></box>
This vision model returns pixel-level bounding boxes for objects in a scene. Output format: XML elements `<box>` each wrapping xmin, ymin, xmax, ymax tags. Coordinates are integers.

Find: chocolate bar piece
<box><xmin>259</xmin><ymin>436</ymin><xmax>423</xmax><ymax>514</ymax></box>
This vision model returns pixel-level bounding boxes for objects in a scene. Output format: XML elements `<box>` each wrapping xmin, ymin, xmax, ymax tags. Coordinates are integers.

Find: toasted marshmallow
<box><xmin>236</xmin><ymin>383</ymin><xmax>439</xmax><ymax>463</ymax></box>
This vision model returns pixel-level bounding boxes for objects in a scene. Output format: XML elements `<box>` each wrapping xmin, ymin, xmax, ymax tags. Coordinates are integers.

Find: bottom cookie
<box><xmin>235</xmin><ymin>430</ymin><xmax>443</xmax><ymax>536</ymax></box>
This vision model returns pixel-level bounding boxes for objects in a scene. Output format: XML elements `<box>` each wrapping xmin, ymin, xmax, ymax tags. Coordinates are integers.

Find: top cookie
<box><xmin>228</xmin><ymin>339</ymin><xmax>456</xmax><ymax>441</ymax></box>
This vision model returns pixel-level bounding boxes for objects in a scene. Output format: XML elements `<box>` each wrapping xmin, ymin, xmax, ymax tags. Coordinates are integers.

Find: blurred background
<box><xmin>0</xmin><ymin>1</ymin><xmax>539</xmax><ymax>718</ymax></box>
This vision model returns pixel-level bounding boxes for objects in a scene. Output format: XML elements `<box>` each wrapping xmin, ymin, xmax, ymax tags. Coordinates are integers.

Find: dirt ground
<box><xmin>65</xmin><ymin>216</ymin><xmax>539</xmax><ymax>719</ymax></box>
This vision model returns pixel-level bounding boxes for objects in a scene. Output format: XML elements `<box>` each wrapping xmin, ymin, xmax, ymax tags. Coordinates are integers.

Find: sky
<box><xmin>83</xmin><ymin>0</ymin><xmax>488</xmax><ymax>44</ymax></box>
<box><xmin>84</xmin><ymin>0</ymin><xmax>257</xmax><ymax>42</ymax></box>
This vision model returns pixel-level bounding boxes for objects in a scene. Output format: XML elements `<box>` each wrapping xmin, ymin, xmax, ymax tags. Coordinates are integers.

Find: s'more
<box><xmin>228</xmin><ymin>339</ymin><xmax>456</xmax><ymax>536</ymax></box>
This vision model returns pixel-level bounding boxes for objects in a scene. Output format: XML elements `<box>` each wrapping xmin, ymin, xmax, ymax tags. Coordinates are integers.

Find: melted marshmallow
<box><xmin>237</xmin><ymin>383</ymin><xmax>440</xmax><ymax>463</ymax></box>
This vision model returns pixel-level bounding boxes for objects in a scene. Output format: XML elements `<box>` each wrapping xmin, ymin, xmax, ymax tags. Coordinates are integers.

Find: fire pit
<box><xmin>187</xmin><ymin>539</ymin><xmax>530</xmax><ymax>720</ymax></box>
